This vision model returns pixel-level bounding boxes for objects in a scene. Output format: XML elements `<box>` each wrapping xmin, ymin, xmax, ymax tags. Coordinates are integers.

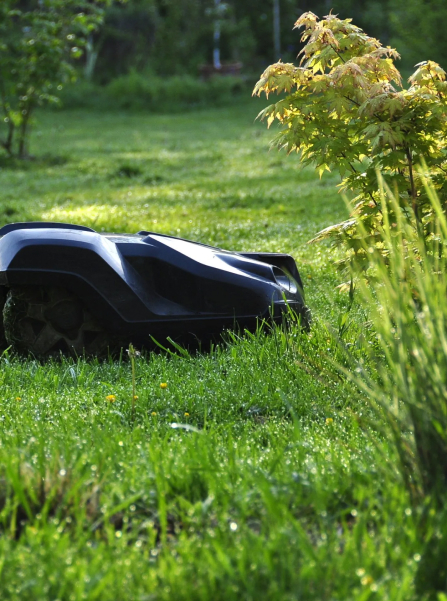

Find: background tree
<box><xmin>92</xmin><ymin>0</ymin><xmax>256</xmax><ymax>79</ymax></box>
<box><xmin>52</xmin><ymin>0</ymin><xmax>447</xmax><ymax>81</ymax></box>
<box><xmin>0</xmin><ymin>0</ymin><xmax>116</xmax><ymax>158</ymax></box>
<box><xmin>389</xmin><ymin>0</ymin><xmax>447</xmax><ymax>71</ymax></box>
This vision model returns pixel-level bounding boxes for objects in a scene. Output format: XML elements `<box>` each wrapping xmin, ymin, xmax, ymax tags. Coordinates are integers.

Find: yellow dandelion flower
<box><xmin>133</xmin><ymin>395</ymin><xmax>138</xmax><ymax>400</ymax></box>
<box><xmin>106</xmin><ymin>395</ymin><xmax>116</xmax><ymax>402</ymax></box>
<box><xmin>16</xmin><ymin>397</ymin><xmax>22</xmax><ymax>401</ymax></box>
<box><xmin>326</xmin><ymin>417</ymin><xmax>333</xmax><ymax>425</ymax></box>
<box><xmin>184</xmin><ymin>412</ymin><xmax>189</xmax><ymax>417</ymax></box>
<box><xmin>151</xmin><ymin>411</ymin><xmax>157</xmax><ymax>416</ymax></box>
<box><xmin>160</xmin><ymin>382</ymin><xmax>168</xmax><ymax>389</ymax></box>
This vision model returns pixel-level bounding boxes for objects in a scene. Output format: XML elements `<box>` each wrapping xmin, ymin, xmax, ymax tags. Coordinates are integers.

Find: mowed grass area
<box><xmin>0</xmin><ymin>104</ymin><xmax>423</xmax><ymax>600</ymax></box>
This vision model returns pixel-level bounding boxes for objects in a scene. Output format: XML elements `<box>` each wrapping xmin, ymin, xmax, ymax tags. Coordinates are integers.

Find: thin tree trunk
<box><xmin>213</xmin><ymin>0</ymin><xmax>221</xmax><ymax>69</ymax></box>
<box><xmin>84</xmin><ymin>33</ymin><xmax>99</xmax><ymax>81</ymax></box>
<box><xmin>18</xmin><ymin>103</ymin><xmax>33</xmax><ymax>159</ymax></box>
<box><xmin>0</xmin><ymin>75</ymin><xmax>15</xmax><ymax>156</ymax></box>
<box><xmin>405</xmin><ymin>147</ymin><xmax>418</xmax><ymax>221</ymax></box>
<box><xmin>1</xmin><ymin>119</ymin><xmax>14</xmax><ymax>156</ymax></box>
<box><xmin>273</xmin><ymin>0</ymin><xmax>280</xmax><ymax>59</ymax></box>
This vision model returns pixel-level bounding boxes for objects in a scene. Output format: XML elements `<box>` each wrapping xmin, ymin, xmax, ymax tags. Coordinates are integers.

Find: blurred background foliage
<box><xmin>76</xmin><ymin>0</ymin><xmax>447</xmax><ymax>79</ymax></box>
<box><xmin>1</xmin><ymin>0</ymin><xmax>446</xmax><ymax>114</ymax></box>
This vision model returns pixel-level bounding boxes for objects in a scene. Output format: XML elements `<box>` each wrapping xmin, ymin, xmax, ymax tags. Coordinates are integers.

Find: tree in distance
<box><xmin>0</xmin><ymin>0</ymin><xmax>120</xmax><ymax>158</ymax></box>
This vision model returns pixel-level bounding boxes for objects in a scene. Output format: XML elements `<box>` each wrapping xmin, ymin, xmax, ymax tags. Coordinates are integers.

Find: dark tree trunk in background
<box><xmin>273</xmin><ymin>0</ymin><xmax>280</xmax><ymax>60</ymax></box>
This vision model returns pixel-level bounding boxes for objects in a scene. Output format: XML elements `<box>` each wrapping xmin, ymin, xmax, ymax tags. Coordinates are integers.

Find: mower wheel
<box><xmin>3</xmin><ymin>286</ymin><xmax>110</xmax><ymax>356</ymax></box>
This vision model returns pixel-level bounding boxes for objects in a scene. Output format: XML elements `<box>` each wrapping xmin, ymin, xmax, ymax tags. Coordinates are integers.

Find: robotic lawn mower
<box><xmin>0</xmin><ymin>222</ymin><xmax>309</xmax><ymax>356</ymax></box>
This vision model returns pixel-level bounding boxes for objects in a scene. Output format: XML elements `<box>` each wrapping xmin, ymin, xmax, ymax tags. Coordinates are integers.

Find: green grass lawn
<box><xmin>0</xmin><ymin>104</ymin><xmax>426</xmax><ymax>600</ymax></box>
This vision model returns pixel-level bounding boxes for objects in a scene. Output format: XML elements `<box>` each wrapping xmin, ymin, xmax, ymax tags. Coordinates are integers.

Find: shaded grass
<box><xmin>0</xmin><ymin>102</ymin><xmax>428</xmax><ymax>599</ymax></box>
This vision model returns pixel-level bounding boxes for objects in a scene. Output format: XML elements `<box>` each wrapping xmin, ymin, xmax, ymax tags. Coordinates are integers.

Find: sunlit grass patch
<box><xmin>0</xmin><ymin>103</ymin><xmax>424</xmax><ymax>599</ymax></box>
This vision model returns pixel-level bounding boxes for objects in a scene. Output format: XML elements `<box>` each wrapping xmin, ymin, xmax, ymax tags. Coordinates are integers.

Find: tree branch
<box><xmin>405</xmin><ymin>146</ymin><xmax>419</xmax><ymax>223</ymax></box>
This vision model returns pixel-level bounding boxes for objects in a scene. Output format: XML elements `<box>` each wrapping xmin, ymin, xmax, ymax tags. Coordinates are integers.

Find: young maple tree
<box><xmin>253</xmin><ymin>12</ymin><xmax>447</xmax><ymax>274</ymax></box>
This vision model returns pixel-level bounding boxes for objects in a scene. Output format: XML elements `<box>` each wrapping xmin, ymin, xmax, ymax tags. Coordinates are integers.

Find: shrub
<box><xmin>57</xmin><ymin>80</ymin><xmax>109</xmax><ymax>110</ymax></box>
<box><xmin>108</xmin><ymin>71</ymin><xmax>247</xmax><ymax>110</ymax></box>
<box><xmin>253</xmin><ymin>12</ymin><xmax>447</xmax><ymax>279</ymax></box>
<box><xmin>59</xmin><ymin>71</ymin><xmax>248</xmax><ymax>111</ymax></box>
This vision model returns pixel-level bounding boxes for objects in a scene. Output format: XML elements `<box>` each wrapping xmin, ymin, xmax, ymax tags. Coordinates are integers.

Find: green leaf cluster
<box><xmin>0</xmin><ymin>1</ymin><xmax>114</xmax><ymax>158</ymax></box>
<box><xmin>254</xmin><ymin>12</ymin><xmax>447</xmax><ymax>276</ymax></box>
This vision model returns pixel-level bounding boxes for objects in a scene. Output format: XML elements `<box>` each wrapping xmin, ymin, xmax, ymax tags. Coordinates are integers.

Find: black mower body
<box><xmin>0</xmin><ymin>222</ymin><xmax>308</xmax><ymax>353</ymax></box>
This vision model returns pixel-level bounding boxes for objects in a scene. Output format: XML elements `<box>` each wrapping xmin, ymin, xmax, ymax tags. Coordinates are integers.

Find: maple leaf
<box><xmin>294</xmin><ymin>12</ymin><xmax>319</xmax><ymax>31</ymax></box>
